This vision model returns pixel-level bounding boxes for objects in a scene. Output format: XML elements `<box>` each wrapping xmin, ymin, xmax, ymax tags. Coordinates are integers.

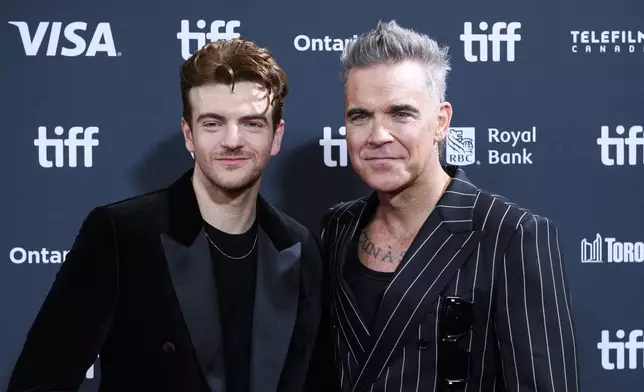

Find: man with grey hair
<box><xmin>317</xmin><ymin>20</ymin><xmax>579</xmax><ymax>391</ymax></box>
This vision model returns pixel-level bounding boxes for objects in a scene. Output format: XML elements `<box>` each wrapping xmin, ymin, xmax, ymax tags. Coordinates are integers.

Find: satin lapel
<box><xmin>330</xmin><ymin>198</ymin><xmax>374</xmax><ymax>369</ymax></box>
<box><xmin>161</xmin><ymin>228</ymin><xmax>225</xmax><ymax>391</ymax></box>
<box><xmin>250</xmin><ymin>228</ymin><xmax>301</xmax><ymax>392</ymax></box>
<box><xmin>351</xmin><ymin>167</ymin><xmax>484</xmax><ymax>392</ymax></box>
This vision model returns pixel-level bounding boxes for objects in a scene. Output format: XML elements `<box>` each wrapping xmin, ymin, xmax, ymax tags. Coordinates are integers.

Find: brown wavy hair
<box><xmin>180</xmin><ymin>38</ymin><xmax>288</xmax><ymax>130</ymax></box>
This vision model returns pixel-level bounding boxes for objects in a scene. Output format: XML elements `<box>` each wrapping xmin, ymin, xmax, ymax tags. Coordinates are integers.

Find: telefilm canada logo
<box><xmin>570</xmin><ymin>29</ymin><xmax>644</xmax><ymax>54</ymax></box>
<box><xmin>8</xmin><ymin>21</ymin><xmax>119</xmax><ymax>57</ymax></box>
<box><xmin>598</xmin><ymin>329</ymin><xmax>644</xmax><ymax>370</ymax></box>
<box><xmin>597</xmin><ymin>125</ymin><xmax>644</xmax><ymax>166</ymax></box>
<box><xmin>445</xmin><ymin>126</ymin><xmax>537</xmax><ymax>166</ymax></box>
<box><xmin>177</xmin><ymin>19</ymin><xmax>241</xmax><ymax>60</ymax></box>
<box><xmin>581</xmin><ymin>234</ymin><xmax>644</xmax><ymax>264</ymax></box>
<box><xmin>34</xmin><ymin>126</ymin><xmax>99</xmax><ymax>168</ymax></box>
<box><xmin>460</xmin><ymin>21</ymin><xmax>522</xmax><ymax>62</ymax></box>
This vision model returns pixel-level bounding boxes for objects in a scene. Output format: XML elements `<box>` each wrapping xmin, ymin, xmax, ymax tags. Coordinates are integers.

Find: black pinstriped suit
<box><xmin>317</xmin><ymin>166</ymin><xmax>580</xmax><ymax>392</ymax></box>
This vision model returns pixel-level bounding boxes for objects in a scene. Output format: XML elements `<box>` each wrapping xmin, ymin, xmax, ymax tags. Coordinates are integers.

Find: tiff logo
<box><xmin>460</xmin><ymin>22</ymin><xmax>521</xmax><ymax>62</ymax></box>
<box><xmin>34</xmin><ymin>126</ymin><xmax>99</xmax><ymax>168</ymax></box>
<box><xmin>8</xmin><ymin>21</ymin><xmax>118</xmax><ymax>57</ymax></box>
<box><xmin>177</xmin><ymin>20</ymin><xmax>241</xmax><ymax>60</ymax></box>
<box><xmin>319</xmin><ymin>126</ymin><xmax>347</xmax><ymax>167</ymax></box>
<box><xmin>598</xmin><ymin>329</ymin><xmax>644</xmax><ymax>370</ymax></box>
<box><xmin>597</xmin><ymin>125</ymin><xmax>644</xmax><ymax>166</ymax></box>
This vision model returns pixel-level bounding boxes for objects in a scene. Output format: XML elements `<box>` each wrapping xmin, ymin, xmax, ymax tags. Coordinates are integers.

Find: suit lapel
<box><xmin>330</xmin><ymin>198</ymin><xmax>373</xmax><ymax>369</ymax></box>
<box><xmin>159</xmin><ymin>170</ymin><xmax>224</xmax><ymax>391</ymax></box>
<box><xmin>351</xmin><ymin>167</ymin><xmax>485</xmax><ymax>392</ymax></box>
<box><xmin>161</xmin><ymin>228</ymin><xmax>225</xmax><ymax>391</ymax></box>
<box><xmin>161</xmin><ymin>171</ymin><xmax>307</xmax><ymax>392</ymax></box>
<box><xmin>249</xmin><ymin>227</ymin><xmax>301</xmax><ymax>392</ymax></box>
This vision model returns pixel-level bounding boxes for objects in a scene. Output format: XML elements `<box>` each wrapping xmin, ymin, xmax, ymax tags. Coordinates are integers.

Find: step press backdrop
<box><xmin>2</xmin><ymin>0</ymin><xmax>643</xmax><ymax>390</ymax></box>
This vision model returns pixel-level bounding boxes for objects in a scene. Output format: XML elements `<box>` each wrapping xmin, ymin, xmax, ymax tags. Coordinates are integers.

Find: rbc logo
<box><xmin>177</xmin><ymin>20</ymin><xmax>241</xmax><ymax>60</ymax></box>
<box><xmin>8</xmin><ymin>21</ymin><xmax>118</xmax><ymax>57</ymax></box>
<box><xmin>460</xmin><ymin>22</ymin><xmax>521</xmax><ymax>62</ymax></box>
<box><xmin>34</xmin><ymin>126</ymin><xmax>99</xmax><ymax>168</ymax></box>
<box><xmin>445</xmin><ymin>127</ymin><xmax>476</xmax><ymax>166</ymax></box>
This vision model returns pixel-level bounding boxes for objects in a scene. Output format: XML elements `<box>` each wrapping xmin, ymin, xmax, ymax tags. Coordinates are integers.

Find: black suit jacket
<box><xmin>7</xmin><ymin>169</ymin><xmax>324</xmax><ymax>392</ymax></box>
<box><xmin>318</xmin><ymin>166</ymin><xmax>580</xmax><ymax>392</ymax></box>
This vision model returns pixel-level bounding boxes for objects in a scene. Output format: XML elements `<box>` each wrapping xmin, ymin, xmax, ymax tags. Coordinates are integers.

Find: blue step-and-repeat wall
<box><xmin>2</xmin><ymin>0</ymin><xmax>643</xmax><ymax>390</ymax></box>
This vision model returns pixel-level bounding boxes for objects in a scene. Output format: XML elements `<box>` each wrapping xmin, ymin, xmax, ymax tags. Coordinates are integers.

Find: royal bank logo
<box><xmin>445</xmin><ymin>127</ymin><xmax>476</xmax><ymax>165</ymax></box>
<box><xmin>571</xmin><ymin>30</ymin><xmax>644</xmax><ymax>54</ymax></box>
<box><xmin>444</xmin><ymin>126</ymin><xmax>536</xmax><ymax>165</ymax></box>
<box><xmin>581</xmin><ymin>234</ymin><xmax>644</xmax><ymax>263</ymax></box>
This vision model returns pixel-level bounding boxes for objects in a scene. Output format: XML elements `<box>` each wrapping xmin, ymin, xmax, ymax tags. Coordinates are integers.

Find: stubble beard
<box><xmin>196</xmin><ymin>154</ymin><xmax>263</xmax><ymax>197</ymax></box>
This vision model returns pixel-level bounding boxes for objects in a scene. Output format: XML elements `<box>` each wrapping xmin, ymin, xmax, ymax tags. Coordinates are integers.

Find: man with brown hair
<box><xmin>7</xmin><ymin>38</ymin><xmax>325</xmax><ymax>392</ymax></box>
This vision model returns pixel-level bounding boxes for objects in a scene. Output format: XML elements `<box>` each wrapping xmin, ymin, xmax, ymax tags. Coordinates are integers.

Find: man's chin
<box><xmin>207</xmin><ymin>174</ymin><xmax>261</xmax><ymax>194</ymax></box>
<box><xmin>361</xmin><ymin>172</ymin><xmax>411</xmax><ymax>194</ymax></box>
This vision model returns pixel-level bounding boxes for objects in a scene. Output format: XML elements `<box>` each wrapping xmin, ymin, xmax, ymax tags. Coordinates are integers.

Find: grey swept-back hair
<box><xmin>340</xmin><ymin>20</ymin><xmax>451</xmax><ymax>102</ymax></box>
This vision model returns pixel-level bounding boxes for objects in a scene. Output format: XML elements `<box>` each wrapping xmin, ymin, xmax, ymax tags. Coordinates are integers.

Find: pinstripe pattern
<box><xmin>319</xmin><ymin>166</ymin><xmax>579</xmax><ymax>392</ymax></box>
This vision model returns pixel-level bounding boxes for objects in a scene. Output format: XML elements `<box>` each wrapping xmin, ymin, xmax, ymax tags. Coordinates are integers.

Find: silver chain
<box><xmin>204</xmin><ymin>232</ymin><xmax>258</xmax><ymax>260</ymax></box>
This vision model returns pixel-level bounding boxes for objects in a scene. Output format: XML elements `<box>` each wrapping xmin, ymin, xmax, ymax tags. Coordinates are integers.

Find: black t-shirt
<box><xmin>343</xmin><ymin>236</ymin><xmax>395</xmax><ymax>329</ymax></box>
<box><xmin>204</xmin><ymin>219</ymin><xmax>259</xmax><ymax>392</ymax></box>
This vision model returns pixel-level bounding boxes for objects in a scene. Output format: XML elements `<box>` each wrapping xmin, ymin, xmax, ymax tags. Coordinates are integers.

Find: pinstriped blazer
<box><xmin>318</xmin><ymin>166</ymin><xmax>580</xmax><ymax>392</ymax></box>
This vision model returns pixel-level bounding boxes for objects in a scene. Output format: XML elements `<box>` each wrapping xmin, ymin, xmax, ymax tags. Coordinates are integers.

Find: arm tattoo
<box><xmin>358</xmin><ymin>231</ymin><xmax>407</xmax><ymax>263</ymax></box>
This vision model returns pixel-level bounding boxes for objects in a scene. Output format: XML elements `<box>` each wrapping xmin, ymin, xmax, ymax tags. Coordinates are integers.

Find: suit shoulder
<box><xmin>88</xmin><ymin>187</ymin><xmax>170</xmax><ymax>228</ymax></box>
<box><xmin>475</xmin><ymin>189</ymin><xmax>556</xmax><ymax>232</ymax></box>
<box><xmin>323</xmin><ymin>198</ymin><xmax>366</xmax><ymax>224</ymax></box>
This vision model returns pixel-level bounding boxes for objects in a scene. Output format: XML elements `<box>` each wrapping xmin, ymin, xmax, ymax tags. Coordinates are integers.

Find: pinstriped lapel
<box><xmin>328</xmin><ymin>197</ymin><xmax>374</xmax><ymax>369</ymax></box>
<box><xmin>351</xmin><ymin>167</ymin><xmax>485</xmax><ymax>392</ymax></box>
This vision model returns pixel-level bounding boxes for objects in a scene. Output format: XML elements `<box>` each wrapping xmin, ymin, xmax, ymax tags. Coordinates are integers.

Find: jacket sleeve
<box><xmin>494</xmin><ymin>215</ymin><xmax>580</xmax><ymax>392</ymax></box>
<box><xmin>7</xmin><ymin>207</ymin><xmax>119</xmax><ymax>392</ymax></box>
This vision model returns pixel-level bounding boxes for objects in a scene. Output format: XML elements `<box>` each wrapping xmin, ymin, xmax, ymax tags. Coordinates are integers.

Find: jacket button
<box><xmin>417</xmin><ymin>339</ymin><xmax>429</xmax><ymax>351</ymax></box>
<box><xmin>162</xmin><ymin>342</ymin><xmax>176</xmax><ymax>353</ymax></box>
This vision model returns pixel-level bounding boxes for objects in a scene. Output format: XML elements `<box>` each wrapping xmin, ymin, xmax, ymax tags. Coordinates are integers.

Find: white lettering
<box><xmin>293</xmin><ymin>34</ymin><xmax>358</xmax><ymax>52</ymax></box>
<box><xmin>570</xmin><ymin>30</ymin><xmax>644</xmax><ymax>54</ymax></box>
<box><xmin>604</xmin><ymin>237</ymin><xmax>644</xmax><ymax>262</ymax></box>
<box><xmin>488</xmin><ymin>149</ymin><xmax>533</xmax><ymax>164</ymax></box>
<box><xmin>34</xmin><ymin>126</ymin><xmax>99</xmax><ymax>168</ymax></box>
<box><xmin>461</xmin><ymin>21</ymin><xmax>521</xmax><ymax>62</ymax></box>
<box><xmin>10</xmin><ymin>247</ymin><xmax>69</xmax><ymax>264</ymax></box>
<box><xmin>571</xmin><ymin>30</ymin><xmax>644</xmax><ymax>44</ymax></box>
<box><xmin>488</xmin><ymin>127</ymin><xmax>536</xmax><ymax>147</ymax></box>
<box><xmin>8</xmin><ymin>21</ymin><xmax>118</xmax><ymax>57</ymax></box>
<box><xmin>598</xmin><ymin>330</ymin><xmax>644</xmax><ymax>370</ymax></box>
<box><xmin>319</xmin><ymin>127</ymin><xmax>347</xmax><ymax>167</ymax></box>
<box><xmin>597</xmin><ymin>125</ymin><xmax>644</xmax><ymax>166</ymax></box>
<box><xmin>176</xmin><ymin>20</ymin><xmax>241</xmax><ymax>60</ymax></box>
